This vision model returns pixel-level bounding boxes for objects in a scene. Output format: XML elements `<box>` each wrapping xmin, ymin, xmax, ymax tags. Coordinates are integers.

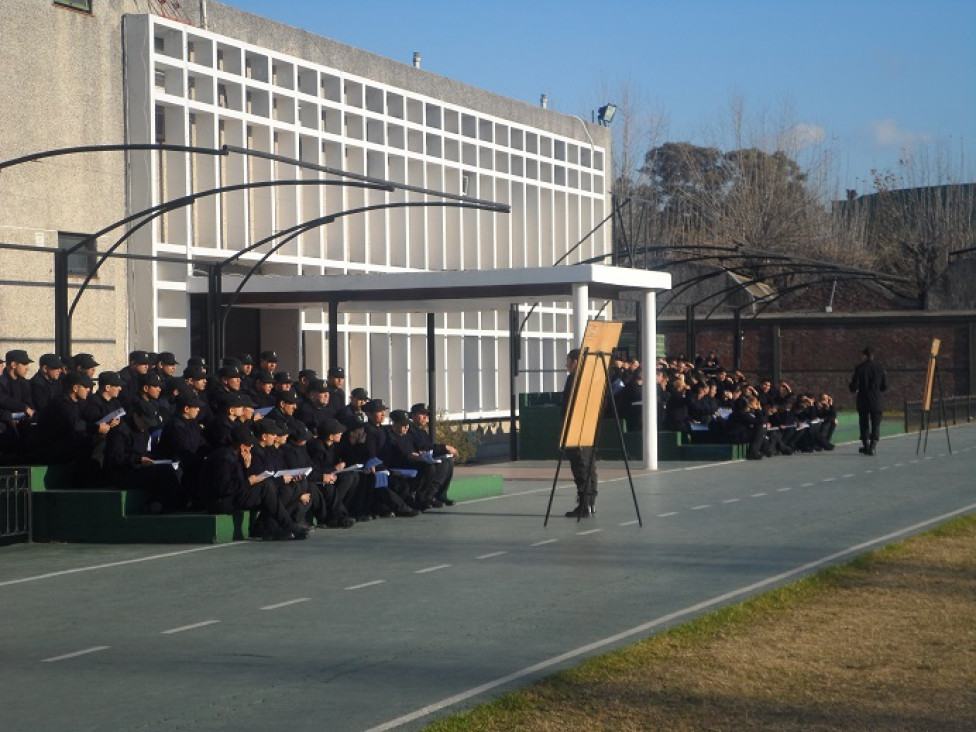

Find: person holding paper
<box><xmin>34</xmin><ymin>371</ymin><xmax>106</xmax><ymax>469</ymax></box>
<box><xmin>281</xmin><ymin>423</ymin><xmax>355</xmax><ymax>529</ymax></box>
<box><xmin>407</xmin><ymin>403</ymin><xmax>458</xmax><ymax>507</ymax></box>
<box><xmin>246</xmin><ymin>419</ymin><xmax>309</xmax><ymax>536</ymax></box>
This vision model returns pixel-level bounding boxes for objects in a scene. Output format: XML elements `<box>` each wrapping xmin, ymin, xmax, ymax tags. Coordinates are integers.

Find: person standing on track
<box><xmin>849</xmin><ymin>345</ymin><xmax>887</xmax><ymax>456</ymax></box>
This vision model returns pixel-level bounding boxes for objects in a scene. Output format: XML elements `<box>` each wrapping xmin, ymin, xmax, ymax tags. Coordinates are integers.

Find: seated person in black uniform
<box><xmin>387</xmin><ymin>409</ymin><xmax>440</xmax><ymax>510</ymax></box>
<box><xmin>203</xmin><ymin>421</ymin><xmax>309</xmax><ymax>540</ymax></box>
<box><xmin>363</xmin><ymin>400</ymin><xmax>422</xmax><ymax>515</ymax></box>
<box><xmin>407</xmin><ymin>403</ymin><xmax>458</xmax><ymax>506</ymax></box>
<box><xmin>247</xmin><ymin>419</ymin><xmax>310</xmax><ymax>535</ymax></box>
<box><xmin>309</xmin><ymin>417</ymin><xmax>371</xmax><ymax>522</ymax></box>
<box><xmin>724</xmin><ymin>396</ymin><xmax>767</xmax><ymax>460</ymax></box>
<box><xmin>155</xmin><ymin>391</ymin><xmax>211</xmax><ymax>508</ymax></box>
<box><xmin>325</xmin><ymin>367</ymin><xmax>347</xmax><ymax>414</ymax></box>
<box><xmin>104</xmin><ymin>399</ymin><xmax>185</xmax><ymax>510</ymax></box>
<box><xmin>334</xmin><ymin>387</ymin><xmax>369</xmax><ymax>424</ymax></box>
<box><xmin>249</xmin><ymin>370</ymin><xmax>277</xmax><ymax>410</ymax></box>
<box><xmin>280</xmin><ymin>422</ymin><xmax>355</xmax><ymax>528</ymax></box>
<box><xmin>34</xmin><ymin>370</ymin><xmax>109</xmax><ymax>470</ymax></box>
<box><xmin>30</xmin><ymin>354</ymin><xmax>66</xmax><ymax>415</ymax></box>
<box><xmin>816</xmin><ymin>393</ymin><xmax>837</xmax><ymax>450</ymax></box>
<box><xmin>204</xmin><ymin>392</ymin><xmax>246</xmax><ymax>449</ymax></box>
<box><xmin>296</xmin><ymin>379</ymin><xmax>333</xmax><ymax>431</ymax></box>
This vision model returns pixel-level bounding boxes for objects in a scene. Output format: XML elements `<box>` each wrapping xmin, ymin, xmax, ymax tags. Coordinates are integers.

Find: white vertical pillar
<box><xmin>642</xmin><ymin>290</ymin><xmax>657</xmax><ymax>470</ymax></box>
<box><xmin>572</xmin><ymin>283</ymin><xmax>589</xmax><ymax>347</ymax></box>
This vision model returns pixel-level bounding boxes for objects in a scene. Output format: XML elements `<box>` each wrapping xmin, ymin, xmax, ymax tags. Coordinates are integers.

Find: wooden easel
<box><xmin>916</xmin><ymin>338</ymin><xmax>952</xmax><ymax>455</ymax></box>
<box><xmin>543</xmin><ymin>321</ymin><xmax>642</xmax><ymax>526</ymax></box>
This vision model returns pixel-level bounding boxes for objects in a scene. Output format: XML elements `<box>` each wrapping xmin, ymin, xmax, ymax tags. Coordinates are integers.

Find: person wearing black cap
<box><xmin>388</xmin><ymin>409</ymin><xmax>440</xmax><ymax>510</ymax></box>
<box><xmin>207</xmin><ymin>364</ymin><xmax>242</xmax><ymax>412</ymax></box>
<box><xmin>334</xmin><ymin>387</ymin><xmax>369</xmax><ymax>424</ymax></box>
<box><xmin>118</xmin><ymin>350</ymin><xmax>152</xmax><ymax>406</ymax></box>
<box><xmin>280</xmin><ymin>422</ymin><xmax>355</xmax><ymax>529</ymax></box>
<box><xmin>71</xmin><ymin>353</ymin><xmax>100</xmax><ymax>379</ymax></box>
<box><xmin>296</xmin><ymin>379</ymin><xmax>333</xmax><ymax>431</ymax></box>
<box><xmin>30</xmin><ymin>354</ymin><xmax>66</xmax><ymax>414</ymax></box>
<box><xmin>363</xmin><ymin>399</ymin><xmax>420</xmax><ymax>516</ymax></box>
<box><xmin>104</xmin><ymin>399</ymin><xmax>185</xmax><ymax>509</ymax></box>
<box><xmin>203</xmin><ymin>421</ymin><xmax>310</xmax><ymax>540</ymax></box>
<box><xmin>259</xmin><ymin>350</ymin><xmax>279</xmax><ymax>375</ymax></box>
<box><xmin>248</xmin><ymin>369</ymin><xmax>277</xmax><ymax>410</ymax></box>
<box><xmin>325</xmin><ymin>367</ymin><xmax>347</xmax><ymax>412</ymax></box>
<box><xmin>0</xmin><ymin>350</ymin><xmax>36</xmax><ymax>456</ymax></box>
<box><xmin>153</xmin><ymin>352</ymin><xmax>179</xmax><ymax>380</ymax></box>
<box><xmin>272</xmin><ymin>371</ymin><xmax>294</xmax><ymax>399</ymax></box>
<box><xmin>309</xmin><ymin>417</ymin><xmax>372</xmax><ymax>522</ymax></box>
<box><xmin>295</xmin><ymin>369</ymin><xmax>317</xmax><ymax>402</ymax></box>
<box><xmin>849</xmin><ymin>345</ymin><xmax>888</xmax><ymax>456</ymax></box>
<box><xmin>156</xmin><ymin>390</ymin><xmax>211</xmax><ymax>507</ymax></box>
<box><xmin>408</xmin><ymin>403</ymin><xmax>459</xmax><ymax>506</ymax></box>
<box><xmin>246</xmin><ymin>419</ymin><xmax>309</xmax><ymax>536</ymax></box>
<box><xmin>133</xmin><ymin>372</ymin><xmax>170</xmax><ymax>422</ymax></box>
<box><xmin>204</xmin><ymin>391</ymin><xmax>246</xmax><ymax>449</ymax></box>
<box><xmin>33</xmin><ymin>370</ymin><xmax>108</xmax><ymax>468</ymax></box>
<box><xmin>267</xmin><ymin>389</ymin><xmax>302</xmax><ymax>433</ymax></box>
<box><xmin>83</xmin><ymin>371</ymin><xmax>125</xmax><ymax>422</ymax></box>
<box><xmin>237</xmin><ymin>354</ymin><xmax>256</xmax><ymax>393</ymax></box>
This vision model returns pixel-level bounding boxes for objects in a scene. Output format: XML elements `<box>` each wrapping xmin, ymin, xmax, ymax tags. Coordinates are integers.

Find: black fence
<box><xmin>904</xmin><ymin>395</ymin><xmax>976</xmax><ymax>433</ymax></box>
<box><xmin>1</xmin><ymin>467</ymin><xmax>32</xmax><ymax>544</ymax></box>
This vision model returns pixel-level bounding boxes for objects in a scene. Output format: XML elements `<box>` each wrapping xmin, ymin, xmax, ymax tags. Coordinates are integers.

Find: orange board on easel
<box><xmin>560</xmin><ymin>320</ymin><xmax>623</xmax><ymax>449</ymax></box>
<box><xmin>922</xmin><ymin>338</ymin><xmax>940</xmax><ymax>411</ymax></box>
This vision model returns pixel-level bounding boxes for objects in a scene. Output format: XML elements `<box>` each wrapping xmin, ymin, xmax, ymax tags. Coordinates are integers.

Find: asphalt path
<box><xmin>2</xmin><ymin>425</ymin><xmax>974</xmax><ymax>732</ymax></box>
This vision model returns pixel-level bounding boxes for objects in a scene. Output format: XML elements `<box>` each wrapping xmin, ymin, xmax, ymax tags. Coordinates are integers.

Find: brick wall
<box><xmin>659</xmin><ymin>312</ymin><xmax>975</xmax><ymax>410</ymax></box>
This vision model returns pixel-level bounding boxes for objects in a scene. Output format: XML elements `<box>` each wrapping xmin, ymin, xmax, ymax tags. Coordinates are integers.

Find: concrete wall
<box><xmin>0</xmin><ymin>0</ymin><xmax>140</xmax><ymax>368</ymax></box>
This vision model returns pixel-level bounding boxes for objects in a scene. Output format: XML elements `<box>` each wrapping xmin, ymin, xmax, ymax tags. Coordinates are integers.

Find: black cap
<box><xmin>231</xmin><ymin>421</ymin><xmax>256</xmax><ymax>446</ymax></box>
<box><xmin>342</xmin><ymin>415</ymin><xmax>366</xmax><ymax>431</ymax></box>
<box><xmin>273</xmin><ymin>371</ymin><xmax>293</xmax><ymax>384</ymax></box>
<box><xmin>237</xmin><ymin>353</ymin><xmax>255</xmax><ymax>366</ymax></box>
<box><xmin>254</xmin><ymin>418</ymin><xmax>287</xmax><ymax>436</ymax></box>
<box><xmin>235</xmin><ymin>392</ymin><xmax>256</xmax><ymax>409</ymax></box>
<box><xmin>39</xmin><ymin>354</ymin><xmax>66</xmax><ymax>369</ymax></box>
<box><xmin>5</xmin><ymin>349</ymin><xmax>32</xmax><ymax>365</ymax></box>
<box><xmin>139</xmin><ymin>373</ymin><xmax>164</xmax><ymax>387</ymax></box>
<box><xmin>218</xmin><ymin>365</ymin><xmax>241</xmax><ymax>379</ymax></box>
<box><xmin>131</xmin><ymin>399</ymin><xmax>163</xmax><ymax>430</ymax></box>
<box><xmin>157</xmin><ymin>351</ymin><xmax>178</xmax><ymax>365</ymax></box>
<box><xmin>308</xmin><ymin>379</ymin><xmax>328</xmax><ymax>393</ymax></box>
<box><xmin>320</xmin><ymin>418</ymin><xmax>347</xmax><ymax>436</ymax></box>
<box><xmin>98</xmin><ymin>371</ymin><xmax>124</xmax><ymax>387</ymax></box>
<box><xmin>255</xmin><ymin>369</ymin><xmax>275</xmax><ymax>384</ymax></box>
<box><xmin>350</xmin><ymin>387</ymin><xmax>369</xmax><ymax>401</ymax></box>
<box><xmin>129</xmin><ymin>350</ymin><xmax>152</xmax><ymax>365</ymax></box>
<box><xmin>409</xmin><ymin>403</ymin><xmax>429</xmax><ymax>415</ymax></box>
<box><xmin>259</xmin><ymin>350</ymin><xmax>279</xmax><ymax>362</ymax></box>
<box><xmin>217</xmin><ymin>392</ymin><xmax>241</xmax><ymax>410</ymax></box>
<box><xmin>186</xmin><ymin>357</ymin><xmax>207</xmax><ymax>369</ymax></box>
<box><xmin>221</xmin><ymin>356</ymin><xmax>242</xmax><ymax>369</ymax></box>
<box><xmin>176</xmin><ymin>391</ymin><xmax>204</xmax><ymax>409</ymax></box>
<box><xmin>390</xmin><ymin>409</ymin><xmax>411</xmax><ymax>426</ymax></box>
<box><xmin>278</xmin><ymin>390</ymin><xmax>299</xmax><ymax>405</ymax></box>
<box><xmin>183</xmin><ymin>365</ymin><xmax>207</xmax><ymax>380</ymax></box>
<box><xmin>363</xmin><ymin>399</ymin><xmax>389</xmax><ymax>413</ymax></box>
<box><xmin>64</xmin><ymin>370</ymin><xmax>95</xmax><ymax>389</ymax></box>
<box><xmin>298</xmin><ymin>369</ymin><xmax>317</xmax><ymax>381</ymax></box>
<box><xmin>289</xmin><ymin>423</ymin><xmax>312</xmax><ymax>442</ymax></box>
<box><xmin>327</xmin><ymin>367</ymin><xmax>345</xmax><ymax>378</ymax></box>
<box><xmin>72</xmin><ymin>353</ymin><xmax>99</xmax><ymax>370</ymax></box>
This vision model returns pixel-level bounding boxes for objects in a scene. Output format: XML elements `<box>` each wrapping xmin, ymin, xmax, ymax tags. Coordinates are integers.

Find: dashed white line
<box><xmin>822</xmin><ymin>477</ymin><xmax>836</xmax><ymax>482</ymax></box>
<box><xmin>414</xmin><ymin>564</ymin><xmax>452</xmax><ymax>574</ymax></box>
<box><xmin>879</xmin><ymin>466</ymin><xmax>890</xmax><ymax>471</ymax></box>
<box><xmin>750</xmin><ymin>492</ymin><xmax>767</xmax><ymax>498</ymax></box>
<box><xmin>777</xmin><ymin>487</ymin><xmax>792</xmax><ymax>492</ymax></box>
<box><xmin>345</xmin><ymin>580</ymin><xmax>386</xmax><ymax>591</ymax></box>
<box><xmin>476</xmin><ymin>551</ymin><xmax>507</xmax><ymax>560</ymax></box>
<box><xmin>691</xmin><ymin>504</ymin><xmax>711</xmax><ymax>510</ymax></box>
<box><xmin>842</xmin><ymin>474</ymin><xmax>856</xmax><ymax>479</ymax></box>
<box><xmin>722</xmin><ymin>498</ymin><xmax>740</xmax><ymax>504</ymax></box>
<box><xmin>801</xmin><ymin>482</ymin><xmax>815</xmax><ymax>487</ymax></box>
<box><xmin>657</xmin><ymin>512</ymin><xmax>678</xmax><ymax>517</ymax></box>
<box><xmin>41</xmin><ymin>646</ymin><xmax>110</xmax><ymax>663</ymax></box>
<box><xmin>618</xmin><ymin>520</ymin><xmax>640</xmax><ymax>526</ymax></box>
<box><xmin>577</xmin><ymin>528</ymin><xmax>602</xmax><ymax>536</ymax></box>
<box><xmin>161</xmin><ymin>620</ymin><xmax>220</xmax><ymax>635</ymax></box>
<box><xmin>531</xmin><ymin>539</ymin><xmax>558</xmax><ymax>547</ymax></box>
<box><xmin>260</xmin><ymin>598</ymin><xmax>310</xmax><ymax>611</ymax></box>
<box><xmin>895</xmin><ymin>463</ymin><xmax>905</xmax><ymax>467</ymax></box>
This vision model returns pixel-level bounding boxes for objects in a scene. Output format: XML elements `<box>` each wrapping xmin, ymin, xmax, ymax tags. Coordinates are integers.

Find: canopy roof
<box><xmin>189</xmin><ymin>263</ymin><xmax>672</xmax><ymax>312</ymax></box>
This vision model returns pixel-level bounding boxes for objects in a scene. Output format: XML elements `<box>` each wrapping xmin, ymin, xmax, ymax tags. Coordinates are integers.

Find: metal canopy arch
<box><xmin>187</xmin><ymin>264</ymin><xmax>672</xmax><ymax>469</ymax></box>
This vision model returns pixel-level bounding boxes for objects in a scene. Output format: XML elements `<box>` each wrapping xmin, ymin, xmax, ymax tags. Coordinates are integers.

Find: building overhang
<box><xmin>188</xmin><ymin>263</ymin><xmax>672</xmax><ymax>313</ymax></box>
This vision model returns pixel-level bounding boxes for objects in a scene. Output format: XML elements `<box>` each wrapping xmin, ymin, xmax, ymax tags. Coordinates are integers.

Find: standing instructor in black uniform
<box><xmin>849</xmin><ymin>345</ymin><xmax>887</xmax><ymax>455</ymax></box>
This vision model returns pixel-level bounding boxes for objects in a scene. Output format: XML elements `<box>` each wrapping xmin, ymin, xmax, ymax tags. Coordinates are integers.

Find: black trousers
<box><xmin>858</xmin><ymin>408</ymin><xmax>882</xmax><ymax>443</ymax></box>
<box><xmin>567</xmin><ymin>446</ymin><xmax>597</xmax><ymax>506</ymax></box>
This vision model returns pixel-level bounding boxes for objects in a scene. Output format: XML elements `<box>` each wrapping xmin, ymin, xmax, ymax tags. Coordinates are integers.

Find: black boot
<box><xmin>868</xmin><ymin>440</ymin><xmax>877</xmax><ymax>456</ymax></box>
<box><xmin>859</xmin><ymin>440</ymin><xmax>869</xmax><ymax>455</ymax></box>
<box><xmin>565</xmin><ymin>504</ymin><xmax>592</xmax><ymax>518</ymax></box>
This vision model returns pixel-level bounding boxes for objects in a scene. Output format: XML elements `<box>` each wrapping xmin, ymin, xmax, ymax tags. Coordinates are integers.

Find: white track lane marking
<box><xmin>41</xmin><ymin>646</ymin><xmax>110</xmax><ymax>663</ymax></box>
<box><xmin>618</xmin><ymin>520</ymin><xmax>640</xmax><ymax>526</ymax></box>
<box><xmin>476</xmin><ymin>551</ymin><xmax>507</xmax><ymax>559</ymax></box>
<box><xmin>161</xmin><ymin>620</ymin><xmax>220</xmax><ymax>635</ymax></box>
<box><xmin>415</xmin><ymin>564</ymin><xmax>452</xmax><ymax>574</ymax></box>
<box><xmin>722</xmin><ymin>498</ymin><xmax>740</xmax><ymax>504</ymax></box>
<box><xmin>531</xmin><ymin>539</ymin><xmax>558</xmax><ymax>547</ymax></box>
<box><xmin>576</xmin><ymin>529</ymin><xmax>602</xmax><ymax>536</ymax></box>
<box><xmin>260</xmin><ymin>598</ymin><xmax>310</xmax><ymax>611</ymax></box>
<box><xmin>366</xmin><ymin>501</ymin><xmax>976</xmax><ymax>732</ymax></box>
<box><xmin>657</xmin><ymin>512</ymin><xmax>677</xmax><ymax>517</ymax></box>
<box><xmin>344</xmin><ymin>580</ymin><xmax>386</xmax><ymax>591</ymax></box>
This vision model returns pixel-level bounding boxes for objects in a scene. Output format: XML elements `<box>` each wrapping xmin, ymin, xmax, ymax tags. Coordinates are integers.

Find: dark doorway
<box><xmin>189</xmin><ymin>295</ymin><xmax>261</xmax><ymax>362</ymax></box>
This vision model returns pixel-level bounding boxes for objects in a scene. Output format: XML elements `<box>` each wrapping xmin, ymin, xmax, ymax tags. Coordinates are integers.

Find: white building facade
<box><xmin>1</xmin><ymin>1</ymin><xmax>612</xmax><ymax>421</ymax></box>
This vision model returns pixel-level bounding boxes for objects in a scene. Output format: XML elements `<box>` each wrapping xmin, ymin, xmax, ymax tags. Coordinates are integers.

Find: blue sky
<box><xmin>221</xmin><ymin>0</ymin><xmax>975</xmax><ymax>194</ymax></box>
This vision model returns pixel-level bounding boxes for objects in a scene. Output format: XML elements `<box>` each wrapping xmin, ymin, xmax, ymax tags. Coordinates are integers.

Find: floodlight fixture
<box><xmin>597</xmin><ymin>103</ymin><xmax>617</xmax><ymax>126</ymax></box>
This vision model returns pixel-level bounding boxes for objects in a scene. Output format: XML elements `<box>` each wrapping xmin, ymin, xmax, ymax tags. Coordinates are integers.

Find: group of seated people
<box><xmin>0</xmin><ymin>348</ymin><xmax>458</xmax><ymax>540</ymax></box>
<box><xmin>655</xmin><ymin>354</ymin><xmax>838</xmax><ymax>460</ymax></box>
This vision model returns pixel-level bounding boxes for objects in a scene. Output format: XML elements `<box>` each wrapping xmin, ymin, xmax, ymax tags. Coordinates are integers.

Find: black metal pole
<box><xmin>206</xmin><ymin>264</ymin><xmax>222</xmax><ymax>369</ymax></box>
<box><xmin>733</xmin><ymin>307</ymin><xmax>743</xmax><ymax>370</ymax></box>
<box><xmin>685</xmin><ymin>304</ymin><xmax>695</xmax><ymax>361</ymax></box>
<box><xmin>427</xmin><ymin>313</ymin><xmax>437</xmax><ymax>445</ymax></box>
<box><xmin>509</xmin><ymin>304</ymin><xmax>520</xmax><ymax>461</ymax></box>
<box><xmin>328</xmin><ymin>300</ymin><xmax>339</xmax><ymax>371</ymax></box>
<box><xmin>53</xmin><ymin>250</ymin><xmax>70</xmax><ymax>357</ymax></box>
